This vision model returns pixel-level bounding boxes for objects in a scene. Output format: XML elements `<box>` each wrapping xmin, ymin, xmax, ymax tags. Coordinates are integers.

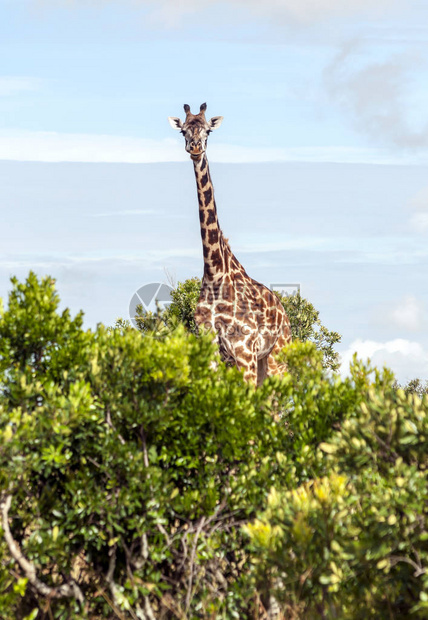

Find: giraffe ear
<box><xmin>168</xmin><ymin>116</ymin><xmax>184</xmax><ymax>131</ymax></box>
<box><xmin>208</xmin><ymin>116</ymin><xmax>223</xmax><ymax>131</ymax></box>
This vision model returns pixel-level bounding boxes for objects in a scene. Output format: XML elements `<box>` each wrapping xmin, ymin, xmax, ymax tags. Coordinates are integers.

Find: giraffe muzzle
<box><xmin>189</xmin><ymin>149</ymin><xmax>205</xmax><ymax>160</ymax></box>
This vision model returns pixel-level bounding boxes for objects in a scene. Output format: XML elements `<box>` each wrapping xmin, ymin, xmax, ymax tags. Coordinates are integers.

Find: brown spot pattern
<box><xmin>206</xmin><ymin>209</ymin><xmax>216</xmax><ymax>225</ymax></box>
<box><xmin>203</xmin><ymin>187</ymin><xmax>213</xmax><ymax>205</ymax></box>
<box><xmin>210</xmin><ymin>249</ymin><xmax>222</xmax><ymax>268</ymax></box>
<box><xmin>208</xmin><ymin>229</ymin><xmax>218</xmax><ymax>244</ymax></box>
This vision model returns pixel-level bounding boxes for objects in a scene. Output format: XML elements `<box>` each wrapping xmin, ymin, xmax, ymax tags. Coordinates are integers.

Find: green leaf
<box><xmin>319</xmin><ymin>442</ymin><xmax>337</xmax><ymax>454</ymax></box>
<box><xmin>319</xmin><ymin>575</ymin><xmax>332</xmax><ymax>585</ymax></box>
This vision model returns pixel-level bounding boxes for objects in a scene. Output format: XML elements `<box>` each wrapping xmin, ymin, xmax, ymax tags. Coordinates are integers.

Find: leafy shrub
<box><xmin>394</xmin><ymin>377</ymin><xmax>428</xmax><ymax>398</ymax></box>
<box><xmin>164</xmin><ymin>277</ymin><xmax>201</xmax><ymax>335</ymax></box>
<box><xmin>245</xmin><ymin>364</ymin><xmax>428</xmax><ymax>618</ymax></box>
<box><xmin>0</xmin><ymin>274</ymin><xmax>293</xmax><ymax>619</ymax></box>
<box><xmin>0</xmin><ymin>274</ymin><xmax>426</xmax><ymax>620</ymax></box>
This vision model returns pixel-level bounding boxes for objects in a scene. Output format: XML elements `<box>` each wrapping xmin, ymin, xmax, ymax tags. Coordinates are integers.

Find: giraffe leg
<box><xmin>257</xmin><ymin>356</ymin><xmax>269</xmax><ymax>386</ymax></box>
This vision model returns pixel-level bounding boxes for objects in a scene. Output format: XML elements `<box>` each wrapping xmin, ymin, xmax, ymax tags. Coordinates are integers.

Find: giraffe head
<box><xmin>168</xmin><ymin>103</ymin><xmax>223</xmax><ymax>160</ymax></box>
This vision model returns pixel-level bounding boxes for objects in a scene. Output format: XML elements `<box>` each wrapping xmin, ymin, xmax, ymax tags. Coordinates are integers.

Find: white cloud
<box><xmin>2</xmin><ymin>129</ymin><xmax>428</xmax><ymax>164</ymax></box>
<box><xmin>340</xmin><ymin>337</ymin><xmax>428</xmax><ymax>382</ymax></box>
<box><xmin>0</xmin><ymin>76</ymin><xmax>41</xmax><ymax>97</ymax></box>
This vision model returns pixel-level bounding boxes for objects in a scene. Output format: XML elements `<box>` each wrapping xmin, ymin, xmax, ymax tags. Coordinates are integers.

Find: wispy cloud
<box><xmin>45</xmin><ymin>0</ymin><xmax>403</xmax><ymax>27</ymax></box>
<box><xmin>388</xmin><ymin>296</ymin><xmax>427</xmax><ymax>331</ymax></box>
<box><xmin>0</xmin><ymin>250</ymin><xmax>200</xmax><ymax>271</ymax></box>
<box><xmin>88</xmin><ymin>209</ymin><xmax>157</xmax><ymax>217</ymax></box>
<box><xmin>2</xmin><ymin>129</ymin><xmax>428</xmax><ymax>164</ymax></box>
<box><xmin>0</xmin><ymin>130</ymin><xmax>187</xmax><ymax>163</ymax></box>
<box><xmin>0</xmin><ymin>76</ymin><xmax>42</xmax><ymax>97</ymax></box>
<box><xmin>409</xmin><ymin>186</ymin><xmax>428</xmax><ymax>232</ymax></box>
<box><xmin>236</xmin><ymin>236</ymin><xmax>428</xmax><ymax>267</ymax></box>
<box><xmin>411</xmin><ymin>212</ymin><xmax>428</xmax><ymax>231</ymax></box>
<box><xmin>374</xmin><ymin>295</ymin><xmax>428</xmax><ymax>332</ymax></box>
<box><xmin>324</xmin><ymin>43</ymin><xmax>428</xmax><ymax>148</ymax></box>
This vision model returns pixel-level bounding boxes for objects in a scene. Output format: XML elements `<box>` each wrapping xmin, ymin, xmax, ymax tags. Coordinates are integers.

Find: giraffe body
<box><xmin>169</xmin><ymin>103</ymin><xmax>291</xmax><ymax>384</ymax></box>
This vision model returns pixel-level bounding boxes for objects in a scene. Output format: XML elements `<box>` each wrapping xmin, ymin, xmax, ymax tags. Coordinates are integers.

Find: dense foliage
<box><xmin>247</xmin><ymin>365</ymin><xmax>428</xmax><ymax>618</ymax></box>
<box><xmin>0</xmin><ymin>274</ymin><xmax>427</xmax><ymax>619</ymax></box>
<box><xmin>394</xmin><ymin>377</ymin><xmax>428</xmax><ymax>398</ymax></box>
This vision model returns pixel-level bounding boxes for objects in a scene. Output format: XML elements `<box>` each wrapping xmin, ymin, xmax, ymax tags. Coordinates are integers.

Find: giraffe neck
<box><xmin>193</xmin><ymin>154</ymin><xmax>229</xmax><ymax>280</ymax></box>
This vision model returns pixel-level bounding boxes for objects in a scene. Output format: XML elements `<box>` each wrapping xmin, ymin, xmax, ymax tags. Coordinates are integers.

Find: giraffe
<box><xmin>168</xmin><ymin>103</ymin><xmax>291</xmax><ymax>385</ymax></box>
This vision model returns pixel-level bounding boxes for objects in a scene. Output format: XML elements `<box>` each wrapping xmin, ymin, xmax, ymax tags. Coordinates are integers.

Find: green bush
<box><xmin>0</xmin><ymin>274</ymin><xmax>292</xmax><ymax>619</ymax></box>
<box><xmin>245</xmin><ymin>365</ymin><xmax>428</xmax><ymax>618</ymax></box>
<box><xmin>0</xmin><ymin>274</ymin><xmax>426</xmax><ymax>619</ymax></box>
<box><xmin>164</xmin><ymin>277</ymin><xmax>201</xmax><ymax>335</ymax></box>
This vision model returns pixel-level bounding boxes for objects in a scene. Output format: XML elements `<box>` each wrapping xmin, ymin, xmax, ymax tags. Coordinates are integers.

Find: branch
<box><xmin>137</xmin><ymin>597</ymin><xmax>157</xmax><ymax>620</ymax></box>
<box><xmin>106</xmin><ymin>407</ymin><xmax>126</xmax><ymax>445</ymax></box>
<box><xmin>139</xmin><ymin>424</ymin><xmax>149</xmax><ymax>469</ymax></box>
<box><xmin>105</xmin><ymin>546</ymin><xmax>140</xmax><ymax>620</ymax></box>
<box><xmin>106</xmin><ymin>545</ymin><xmax>117</xmax><ymax>588</ymax></box>
<box><xmin>185</xmin><ymin>515</ymin><xmax>206</xmax><ymax>612</ymax></box>
<box><xmin>0</xmin><ymin>494</ymin><xmax>84</xmax><ymax>606</ymax></box>
<box><xmin>372</xmin><ymin>431</ymin><xmax>400</xmax><ymax>462</ymax></box>
<box><xmin>389</xmin><ymin>555</ymin><xmax>426</xmax><ymax>577</ymax></box>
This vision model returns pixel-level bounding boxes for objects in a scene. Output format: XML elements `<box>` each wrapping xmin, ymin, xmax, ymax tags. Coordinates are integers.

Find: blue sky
<box><xmin>2</xmin><ymin>0</ymin><xmax>428</xmax><ymax>160</ymax></box>
<box><xmin>1</xmin><ymin>0</ymin><xmax>428</xmax><ymax>381</ymax></box>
